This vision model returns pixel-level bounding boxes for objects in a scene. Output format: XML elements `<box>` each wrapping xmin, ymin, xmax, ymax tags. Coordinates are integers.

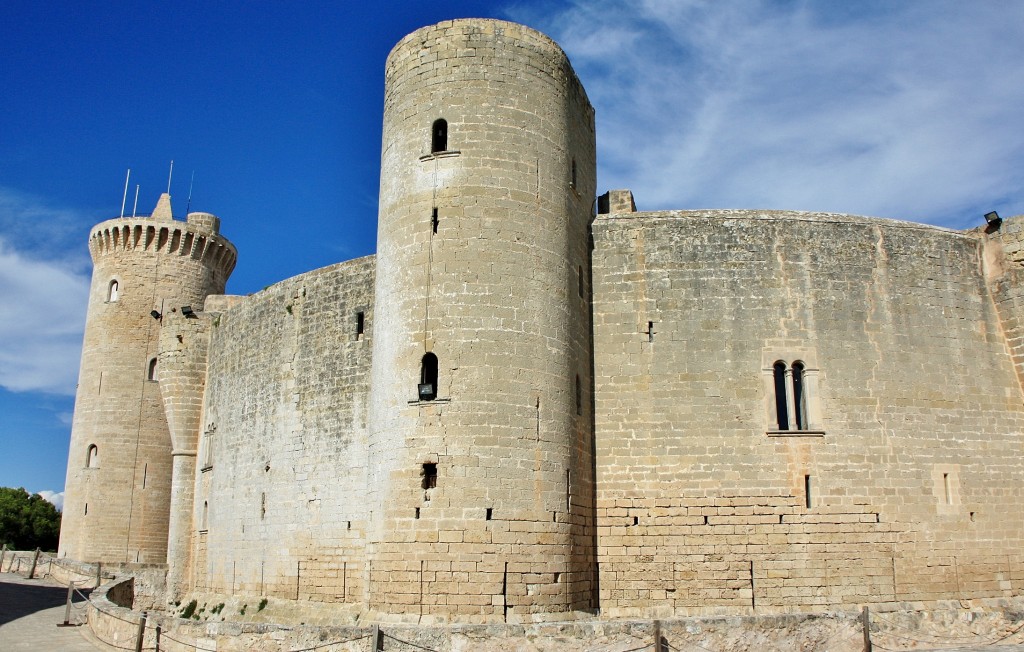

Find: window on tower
<box><xmin>431</xmin><ymin>119</ymin><xmax>448</xmax><ymax>153</ymax></box>
<box><xmin>86</xmin><ymin>444</ymin><xmax>99</xmax><ymax>468</ymax></box>
<box><xmin>107</xmin><ymin>279</ymin><xmax>119</xmax><ymax>302</ymax></box>
<box><xmin>419</xmin><ymin>353</ymin><xmax>438</xmax><ymax>400</ymax></box>
<box><xmin>147</xmin><ymin>357</ymin><xmax>158</xmax><ymax>382</ymax></box>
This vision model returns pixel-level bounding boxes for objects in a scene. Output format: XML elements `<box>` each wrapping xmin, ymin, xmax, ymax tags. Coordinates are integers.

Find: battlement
<box><xmin>87</xmin><ymin>214</ymin><xmax>237</xmax><ymax>279</ymax></box>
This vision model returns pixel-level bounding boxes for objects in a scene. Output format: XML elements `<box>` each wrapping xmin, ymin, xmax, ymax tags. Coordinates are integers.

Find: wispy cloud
<box><xmin>0</xmin><ymin>189</ymin><xmax>91</xmax><ymax>395</ymax></box>
<box><xmin>513</xmin><ymin>0</ymin><xmax>1024</xmax><ymax>228</ymax></box>
<box><xmin>37</xmin><ymin>490</ymin><xmax>64</xmax><ymax>511</ymax></box>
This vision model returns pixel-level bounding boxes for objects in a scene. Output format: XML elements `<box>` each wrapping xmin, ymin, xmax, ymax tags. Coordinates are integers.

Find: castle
<box><xmin>59</xmin><ymin>19</ymin><xmax>1024</xmax><ymax>624</ymax></box>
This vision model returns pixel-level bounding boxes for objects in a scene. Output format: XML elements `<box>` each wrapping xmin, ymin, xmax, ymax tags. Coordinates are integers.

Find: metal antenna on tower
<box><xmin>186</xmin><ymin>171</ymin><xmax>195</xmax><ymax>215</ymax></box>
<box><xmin>167</xmin><ymin>160</ymin><xmax>174</xmax><ymax>194</ymax></box>
<box><xmin>132</xmin><ymin>184</ymin><xmax>140</xmax><ymax>217</ymax></box>
<box><xmin>120</xmin><ymin>169</ymin><xmax>131</xmax><ymax>218</ymax></box>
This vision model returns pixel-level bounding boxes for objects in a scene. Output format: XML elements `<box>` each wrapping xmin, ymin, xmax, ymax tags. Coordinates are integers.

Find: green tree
<box><xmin>0</xmin><ymin>487</ymin><xmax>62</xmax><ymax>551</ymax></box>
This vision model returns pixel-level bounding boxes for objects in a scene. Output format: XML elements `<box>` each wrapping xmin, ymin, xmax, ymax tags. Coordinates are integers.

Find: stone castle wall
<box><xmin>193</xmin><ymin>256</ymin><xmax>373</xmax><ymax>612</ymax></box>
<box><xmin>591</xmin><ymin>208</ymin><xmax>1024</xmax><ymax>617</ymax></box>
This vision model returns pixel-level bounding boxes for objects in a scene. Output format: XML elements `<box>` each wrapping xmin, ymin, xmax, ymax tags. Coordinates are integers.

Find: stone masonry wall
<box><xmin>193</xmin><ymin>256</ymin><xmax>373</xmax><ymax>615</ymax></box>
<box><xmin>591</xmin><ymin>209</ymin><xmax>1024</xmax><ymax>617</ymax></box>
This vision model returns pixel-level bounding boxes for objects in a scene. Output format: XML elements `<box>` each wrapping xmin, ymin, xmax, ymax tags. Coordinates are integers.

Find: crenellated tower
<box><xmin>59</xmin><ymin>195</ymin><xmax>236</xmax><ymax>564</ymax></box>
<box><xmin>366</xmin><ymin>19</ymin><xmax>597</xmax><ymax>622</ymax></box>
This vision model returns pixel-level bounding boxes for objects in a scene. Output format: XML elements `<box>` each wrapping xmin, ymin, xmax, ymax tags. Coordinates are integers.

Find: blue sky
<box><xmin>2</xmin><ymin>1</ymin><xmax>1023</xmax><ymax>508</ymax></box>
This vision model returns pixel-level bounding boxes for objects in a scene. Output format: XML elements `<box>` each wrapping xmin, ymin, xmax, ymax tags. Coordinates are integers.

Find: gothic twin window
<box><xmin>772</xmin><ymin>360</ymin><xmax>814</xmax><ymax>431</ymax></box>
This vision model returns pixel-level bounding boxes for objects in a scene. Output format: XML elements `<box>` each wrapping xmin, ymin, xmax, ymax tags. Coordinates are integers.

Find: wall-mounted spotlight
<box><xmin>181</xmin><ymin>305</ymin><xmax>196</xmax><ymax>318</ymax></box>
<box><xmin>985</xmin><ymin>211</ymin><xmax>1002</xmax><ymax>228</ymax></box>
<box><xmin>150</xmin><ymin>310</ymin><xmax>162</xmax><ymax>320</ymax></box>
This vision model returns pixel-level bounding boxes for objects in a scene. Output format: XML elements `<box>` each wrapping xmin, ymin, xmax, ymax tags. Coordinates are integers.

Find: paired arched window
<box><xmin>86</xmin><ymin>444</ymin><xmax>99</xmax><ymax>468</ymax></box>
<box><xmin>107</xmin><ymin>279</ymin><xmax>119</xmax><ymax>302</ymax></box>
<box><xmin>772</xmin><ymin>360</ymin><xmax>808</xmax><ymax>431</ymax></box>
<box><xmin>431</xmin><ymin>119</ymin><xmax>448</xmax><ymax>153</ymax></box>
<box><xmin>419</xmin><ymin>353</ymin><xmax>438</xmax><ymax>401</ymax></box>
<box><xmin>147</xmin><ymin>357</ymin><xmax>158</xmax><ymax>381</ymax></box>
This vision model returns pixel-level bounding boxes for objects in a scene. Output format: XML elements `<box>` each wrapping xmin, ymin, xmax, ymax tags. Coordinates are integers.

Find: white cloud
<box><xmin>0</xmin><ymin>238</ymin><xmax>89</xmax><ymax>395</ymax></box>
<box><xmin>37</xmin><ymin>490</ymin><xmax>64</xmax><ymax>511</ymax></box>
<box><xmin>0</xmin><ymin>189</ymin><xmax>92</xmax><ymax>395</ymax></box>
<box><xmin>515</xmin><ymin>0</ymin><xmax>1024</xmax><ymax>228</ymax></box>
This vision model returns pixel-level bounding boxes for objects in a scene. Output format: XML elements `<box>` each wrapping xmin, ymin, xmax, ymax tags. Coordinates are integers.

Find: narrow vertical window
<box><xmin>431</xmin><ymin>119</ymin><xmax>448</xmax><ymax>153</ymax></box>
<box><xmin>356</xmin><ymin>311</ymin><xmax>365</xmax><ymax>340</ymax></box>
<box><xmin>431</xmin><ymin>208</ymin><xmax>439</xmax><ymax>234</ymax></box>
<box><xmin>943</xmin><ymin>473</ymin><xmax>951</xmax><ymax>505</ymax></box>
<box><xmin>142</xmin><ymin>463</ymin><xmax>147</xmax><ymax>488</ymax></box>
<box><xmin>804</xmin><ymin>474</ymin><xmax>812</xmax><ymax>508</ymax></box>
<box><xmin>575</xmin><ymin>375</ymin><xmax>582</xmax><ymax>416</ymax></box>
<box><xmin>419</xmin><ymin>353</ymin><xmax>438</xmax><ymax>400</ymax></box>
<box><xmin>422</xmin><ymin>463</ymin><xmax>437</xmax><ymax>490</ymax></box>
<box><xmin>203</xmin><ymin>431</ymin><xmax>214</xmax><ymax>469</ymax></box>
<box><xmin>261</xmin><ymin>492</ymin><xmax>266</xmax><ymax>520</ymax></box>
<box><xmin>147</xmin><ymin>357</ymin><xmax>158</xmax><ymax>381</ymax></box>
<box><xmin>773</xmin><ymin>362</ymin><xmax>789</xmax><ymax>430</ymax></box>
<box><xmin>107</xmin><ymin>279</ymin><xmax>119</xmax><ymax>302</ymax></box>
<box><xmin>577</xmin><ymin>266</ymin><xmax>584</xmax><ymax>298</ymax></box>
<box><xmin>202</xmin><ymin>501</ymin><xmax>209</xmax><ymax>530</ymax></box>
<box><xmin>570</xmin><ymin>158</ymin><xmax>577</xmax><ymax>188</ymax></box>
<box><xmin>86</xmin><ymin>444</ymin><xmax>99</xmax><ymax>468</ymax></box>
<box><xmin>792</xmin><ymin>362</ymin><xmax>806</xmax><ymax>430</ymax></box>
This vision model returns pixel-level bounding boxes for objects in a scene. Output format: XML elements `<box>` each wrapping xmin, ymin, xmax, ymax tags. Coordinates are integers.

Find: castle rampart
<box><xmin>192</xmin><ymin>256</ymin><xmax>374</xmax><ymax>611</ymax></box>
<box><xmin>591</xmin><ymin>207</ymin><xmax>1024</xmax><ymax>616</ymax></box>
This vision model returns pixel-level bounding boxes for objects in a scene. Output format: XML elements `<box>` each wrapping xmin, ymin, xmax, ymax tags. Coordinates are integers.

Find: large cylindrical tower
<box><xmin>366</xmin><ymin>19</ymin><xmax>596</xmax><ymax>622</ymax></box>
<box><xmin>59</xmin><ymin>195</ymin><xmax>236</xmax><ymax>564</ymax></box>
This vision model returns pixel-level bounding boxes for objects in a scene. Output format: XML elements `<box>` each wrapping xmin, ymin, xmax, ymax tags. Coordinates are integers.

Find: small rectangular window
<box><xmin>356</xmin><ymin>311</ymin><xmax>365</xmax><ymax>339</ymax></box>
<box><xmin>804</xmin><ymin>474</ymin><xmax>812</xmax><ymax>508</ymax></box>
<box><xmin>422</xmin><ymin>463</ymin><xmax>437</xmax><ymax>490</ymax></box>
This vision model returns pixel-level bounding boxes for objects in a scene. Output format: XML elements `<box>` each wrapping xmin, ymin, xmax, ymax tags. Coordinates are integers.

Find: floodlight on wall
<box><xmin>985</xmin><ymin>211</ymin><xmax>1002</xmax><ymax>228</ymax></box>
<box><xmin>181</xmin><ymin>305</ymin><xmax>196</xmax><ymax>318</ymax></box>
<box><xmin>150</xmin><ymin>310</ymin><xmax>162</xmax><ymax>320</ymax></box>
<box><xmin>418</xmin><ymin>383</ymin><xmax>436</xmax><ymax>400</ymax></box>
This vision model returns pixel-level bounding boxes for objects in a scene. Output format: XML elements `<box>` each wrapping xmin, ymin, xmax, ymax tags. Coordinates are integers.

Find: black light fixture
<box><xmin>985</xmin><ymin>211</ymin><xmax>1002</xmax><ymax>228</ymax></box>
<box><xmin>181</xmin><ymin>305</ymin><xmax>196</xmax><ymax>318</ymax></box>
<box><xmin>418</xmin><ymin>383</ymin><xmax>436</xmax><ymax>400</ymax></box>
<box><xmin>150</xmin><ymin>310</ymin><xmax>162</xmax><ymax>320</ymax></box>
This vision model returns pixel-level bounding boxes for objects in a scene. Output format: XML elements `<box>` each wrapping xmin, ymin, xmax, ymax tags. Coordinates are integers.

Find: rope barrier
<box><xmin>870</xmin><ymin>610</ymin><xmax>1024</xmax><ymax>648</ymax></box>
<box><xmin>285</xmin><ymin>631</ymin><xmax>373</xmax><ymax>651</ymax></box>
<box><xmin>157</xmin><ymin>629</ymin><xmax>219</xmax><ymax>652</ymax></box>
<box><xmin>381</xmin><ymin>631</ymin><xmax>446</xmax><ymax>651</ymax></box>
